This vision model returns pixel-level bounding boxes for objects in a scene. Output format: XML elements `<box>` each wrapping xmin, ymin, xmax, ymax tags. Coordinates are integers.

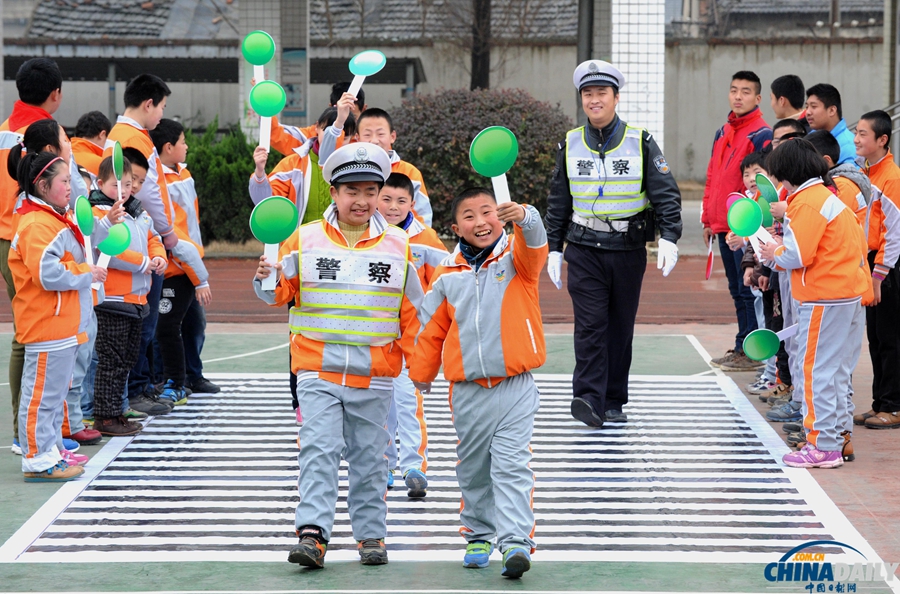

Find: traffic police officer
<box><xmin>545</xmin><ymin>60</ymin><xmax>683</xmax><ymax>428</ymax></box>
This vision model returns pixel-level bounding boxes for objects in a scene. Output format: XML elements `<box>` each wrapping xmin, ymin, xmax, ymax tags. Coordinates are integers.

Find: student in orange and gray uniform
<box><xmin>758</xmin><ymin>139</ymin><xmax>871</xmax><ymax>469</ymax></box>
<box><xmin>410</xmin><ymin>188</ymin><xmax>548</xmax><ymax>579</ymax></box>
<box><xmin>545</xmin><ymin>60</ymin><xmax>682</xmax><ymax>429</ymax></box>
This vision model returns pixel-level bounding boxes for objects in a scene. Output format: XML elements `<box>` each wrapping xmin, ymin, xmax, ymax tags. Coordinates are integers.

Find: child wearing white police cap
<box><xmin>253</xmin><ymin>142</ymin><xmax>425</xmax><ymax>568</ymax></box>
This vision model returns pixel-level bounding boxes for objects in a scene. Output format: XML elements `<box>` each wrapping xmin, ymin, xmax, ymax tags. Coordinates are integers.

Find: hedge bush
<box><xmin>186</xmin><ymin>118</ymin><xmax>281</xmax><ymax>244</ymax></box>
<box><xmin>392</xmin><ymin>88</ymin><xmax>572</xmax><ymax>236</ymax></box>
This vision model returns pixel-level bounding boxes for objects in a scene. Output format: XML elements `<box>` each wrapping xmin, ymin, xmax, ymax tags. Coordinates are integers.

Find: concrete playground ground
<box><xmin>0</xmin><ymin>251</ymin><xmax>898</xmax><ymax>593</ymax></box>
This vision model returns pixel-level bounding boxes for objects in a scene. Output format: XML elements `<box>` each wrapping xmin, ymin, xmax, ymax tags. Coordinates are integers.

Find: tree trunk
<box><xmin>470</xmin><ymin>0</ymin><xmax>491</xmax><ymax>90</ymax></box>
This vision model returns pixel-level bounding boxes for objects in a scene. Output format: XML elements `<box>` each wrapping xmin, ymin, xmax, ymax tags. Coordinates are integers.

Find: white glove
<box><xmin>547</xmin><ymin>251</ymin><xmax>563</xmax><ymax>290</ymax></box>
<box><xmin>657</xmin><ymin>238</ymin><xmax>678</xmax><ymax>277</ymax></box>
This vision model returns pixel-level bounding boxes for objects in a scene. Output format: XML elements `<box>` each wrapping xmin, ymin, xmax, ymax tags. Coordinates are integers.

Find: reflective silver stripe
<box><xmin>566</xmin><ymin>125</ymin><xmax>647</xmax><ymax>220</ymax></box>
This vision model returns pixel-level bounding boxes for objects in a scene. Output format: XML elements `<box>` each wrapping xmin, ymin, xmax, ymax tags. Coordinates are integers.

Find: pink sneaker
<box><xmin>61</xmin><ymin>449</ymin><xmax>88</xmax><ymax>467</ymax></box>
<box><xmin>296</xmin><ymin>407</ymin><xmax>303</xmax><ymax>426</ymax></box>
<box><xmin>783</xmin><ymin>445</ymin><xmax>843</xmax><ymax>468</ymax></box>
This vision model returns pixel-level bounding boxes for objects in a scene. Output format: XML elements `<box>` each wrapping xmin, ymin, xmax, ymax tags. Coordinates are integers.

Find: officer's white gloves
<box><xmin>657</xmin><ymin>238</ymin><xmax>678</xmax><ymax>277</ymax></box>
<box><xmin>547</xmin><ymin>251</ymin><xmax>563</xmax><ymax>290</ymax></box>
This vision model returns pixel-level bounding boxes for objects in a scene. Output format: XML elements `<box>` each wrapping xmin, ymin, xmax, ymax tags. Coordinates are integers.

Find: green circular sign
<box><xmin>755</xmin><ymin>173</ymin><xmax>779</xmax><ymax>204</ymax></box>
<box><xmin>349</xmin><ymin>50</ymin><xmax>387</xmax><ymax>77</ymax></box>
<box><xmin>74</xmin><ymin>195</ymin><xmax>93</xmax><ymax>236</ymax></box>
<box><xmin>97</xmin><ymin>222</ymin><xmax>131</xmax><ymax>256</ymax></box>
<box><xmin>727</xmin><ymin>198</ymin><xmax>763</xmax><ymax>237</ymax></box>
<box><xmin>469</xmin><ymin>126</ymin><xmax>519</xmax><ymax>178</ymax></box>
<box><xmin>743</xmin><ymin>328</ymin><xmax>781</xmax><ymax>361</ymax></box>
<box><xmin>112</xmin><ymin>141</ymin><xmax>124</xmax><ymax>181</ymax></box>
<box><xmin>250</xmin><ymin>196</ymin><xmax>299</xmax><ymax>244</ymax></box>
<box><xmin>242</xmin><ymin>31</ymin><xmax>276</xmax><ymax>66</ymax></box>
<box><xmin>249</xmin><ymin>81</ymin><xmax>286</xmax><ymax>118</ymax></box>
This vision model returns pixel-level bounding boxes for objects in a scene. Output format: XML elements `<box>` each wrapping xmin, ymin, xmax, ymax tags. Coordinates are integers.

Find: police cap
<box><xmin>573</xmin><ymin>60</ymin><xmax>625</xmax><ymax>92</ymax></box>
<box><xmin>322</xmin><ymin>142</ymin><xmax>392</xmax><ymax>184</ymax></box>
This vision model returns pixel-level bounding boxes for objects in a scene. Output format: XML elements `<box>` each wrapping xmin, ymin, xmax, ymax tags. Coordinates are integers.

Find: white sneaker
<box><xmin>11</xmin><ymin>439</ymin><xmax>22</xmax><ymax>455</ymax></box>
<box><xmin>748</xmin><ymin>378</ymin><xmax>776</xmax><ymax>395</ymax></box>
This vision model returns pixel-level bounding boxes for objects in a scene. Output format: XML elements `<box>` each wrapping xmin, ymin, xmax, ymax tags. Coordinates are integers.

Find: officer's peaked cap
<box><xmin>322</xmin><ymin>142</ymin><xmax>392</xmax><ymax>184</ymax></box>
<box><xmin>573</xmin><ymin>60</ymin><xmax>625</xmax><ymax>92</ymax></box>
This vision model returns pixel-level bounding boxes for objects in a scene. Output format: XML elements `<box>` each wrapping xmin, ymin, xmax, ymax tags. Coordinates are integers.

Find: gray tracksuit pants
<box><xmin>450</xmin><ymin>371</ymin><xmax>539</xmax><ymax>553</ymax></box>
<box><xmin>294</xmin><ymin>377</ymin><xmax>391</xmax><ymax>542</ymax></box>
<box><xmin>794</xmin><ymin>300</ymin><xmax>864</xmax><ymax>451</ymax></box>
<box><xmin>19</xmin><ymin>345</ymin><xmax>78</xmax><ymax>472</ymax></box>
<box><xmin>63</xmin><ymin>312</ymin><xmax>96</xmax><ymax>435</ymax></box>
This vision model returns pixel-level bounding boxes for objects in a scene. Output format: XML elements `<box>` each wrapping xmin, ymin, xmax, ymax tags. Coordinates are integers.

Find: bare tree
<box><xmin>417</xmin><ymin>0</ymin><xmax>435</xmax><ymax>38</ymax></box>
<box><xmin>311</xmin><ymin>0</ymin><xmax>335</xmax><ymax>44</ymax></box>
<box><xmin>471</xmin><ymin>0</ymin><xmax>491</xmax><ymax>89</ymax></box>
<box><xmin>353</xmin><ymin>0</ymin><xmax>376</xmax><ymax>38</ymax></box>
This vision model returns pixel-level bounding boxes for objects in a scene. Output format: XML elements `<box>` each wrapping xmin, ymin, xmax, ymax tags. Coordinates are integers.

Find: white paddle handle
<box><xmin>261</xmin><ymin>243</ymin><xmax>279</xmax><ymax>291</ymax></box>
<box><xmin>776</xmin><ymin>324</ymin><xmax>799</xmax><ymax>341</ymax></box>
<box><xmin>491</xmin><ymin>173</ymin><xmax>511</xmax><ymax>204</ymax></box>
<box><xmin>348</xmin><ymin>75</ymin><xmax>365</xmax><ymax>99</ymax></box>
<box><xmin>83</xmin><ymin>235</ymin><xmax>94</xmax><ymax>267</ymax></box>
<box><xmin>753</xmin><ymin>226</ymin><xmax>774</xmax><ymax>244</ymax></box>
<box><xmin>253</xmin><ymin>64</ymin><xmax>265</xmax><ymax>84</ymax></box>
<box><xmin>91</xmin><ymin>253</ymin><xmax>111</xmax><ymax>291</ymax></box>
<box><xmin>259</xmin><ymin>117</ymin><xmax>272</xmax><ymax>152</ymax></box>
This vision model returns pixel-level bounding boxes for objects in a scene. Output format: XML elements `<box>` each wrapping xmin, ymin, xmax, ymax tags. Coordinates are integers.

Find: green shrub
<box><xmin>186</xmin><ymin>118</ymin><xmax>281</xmax><ymax>244</ymax></box>
<box><xmin>392</xmin><ymin>88</ymin><xmax>572</xmax><ymax>236</ymax></box>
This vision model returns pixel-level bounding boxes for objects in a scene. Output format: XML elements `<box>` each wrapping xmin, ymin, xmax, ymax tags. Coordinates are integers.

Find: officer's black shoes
<box><xmin>358</xmin><ymin>538</ymin><xmax>389</xmax><ymax>565</ymax></box>
<box><xmin>604</xmin><ymin>409</ymin><xmax>627</xmax><ymax>423</ymax></box>
<box><xmin>288</xmin><ymin>526</ymin><xmax>328</xmax><ymax>568</ymax></box>
<box><xmin>571</xmin><ymin>398</ymin><xmax>604</xmax><ymax>428</ymax></box>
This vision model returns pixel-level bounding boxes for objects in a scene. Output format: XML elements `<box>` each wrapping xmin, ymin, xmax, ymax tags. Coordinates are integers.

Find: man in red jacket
<box><xmin>702</xmin><ymin>71</ymin><xmax>773</xmax><ymax>370</ymax></box>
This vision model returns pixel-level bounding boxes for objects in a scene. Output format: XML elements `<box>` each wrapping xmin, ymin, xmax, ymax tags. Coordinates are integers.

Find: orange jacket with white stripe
<box><xmin>253</xmin><ymin>205</ymin><xmax>424</xmax><ymax>390</ymax></box>
<box><xmin>1</xmin><ymin>101</ymin><xmax>54</xmax><ymax>241</ymax></box>
<box><xmin>71</xmin><ymin>137</ymin><xmax>104</xmax><ymax>178</ymax></box>
<box><xmin>9</xmin><ymin>195</ymin><xmax>93</xmax><ymax>348</ymax></box>
<box><xmin>407</xmin><ymin>217</ymin><xmax>448</xmax><ymax>288</ymax></box>
<box><xmin>409</xmin><ymin>205</ymin><xmax>548</xmax><ymax>388</ymax></box>
<box><xmin>833</xmin><ymin>176</ymin><xmax>868</xmax><ymax>229</ymax></box>
<box><xmin>773</xmin><ymin>178</ymin><xmax>871</xmax><ymax>304</ymax></box>
<box><xmin>159</xmin><ymin>163</ymin><xmax>208</xmax><ymax>288</ymax></box>
<box><xmin>105</xmin><ymin>117</ymin><xmax>176</xmax><ymax>240</ymax></box>
<box><xmin>862</xmin><ymin>152</ymin><xmax>900</xmax><ymax>279</ymax></box>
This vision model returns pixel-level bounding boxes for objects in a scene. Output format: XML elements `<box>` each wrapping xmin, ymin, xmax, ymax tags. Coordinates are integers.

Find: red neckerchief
<box><xmin>8</xmin><ymin>101</ymin><xmax>52</xmax><ymax>132</ymax></box>
<box><xmin>16</xmin><ymin>197</ymin><xmax>85</xmax><ymax>246</ymax></box>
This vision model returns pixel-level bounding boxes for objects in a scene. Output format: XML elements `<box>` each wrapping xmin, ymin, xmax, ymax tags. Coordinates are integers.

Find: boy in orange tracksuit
<box><xmin>10</xmin><ymin>152</ymin><xmax>105</xmax><ymax>481</ymax></box>
<box><xmin>90</xmin><ymin>156</ymin><xmax>169</xmax><ymax>434</ymax></box>
<box><xmin>759</xmin><ymin>139</ymin><xmax>871</xmax><ymax>469</ymax></box>
<box><xmin>264</xmin><ymin>83</ymin><xmax>364</xmax><ymax>156</ymax></box>
<box><xmin>377</xmin><ymin>172</ymin><xmax>448</xmax><ymax>496</ymax></box>
<box><xmin>254</xmin><ymin>143</ymin><xmax>424</xmax><ymax>569</ymax></box>
<box><xmin>409</xmin><ymin>188</ymin><xmax>548</xmax><ymax>579</ymax></box>
<box><xmin>72</xmin><ymin>111</ymin><xmax>112</xmax><ymax>180</ymax></box>
<box><xmin>854</xmin><ymin>111</ymin><xmax>900</xmax><ymax>428</ymax></box>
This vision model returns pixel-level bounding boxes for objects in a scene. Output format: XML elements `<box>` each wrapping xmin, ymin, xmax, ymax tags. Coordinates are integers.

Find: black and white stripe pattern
<box><xmin>2</xmin><ymin>373</ymin><xmax>879</xmax><ymax>563</ymax></box>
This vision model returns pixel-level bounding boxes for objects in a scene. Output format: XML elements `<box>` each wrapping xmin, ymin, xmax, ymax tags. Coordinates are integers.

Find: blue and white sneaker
<box><xmin>403</xmin><ymin>468</ymin><xmax>427</xmax><ymax>498</ymax></box>
<box><xmin>463</xmin><ymin>540</ymin><xmax>493</xmax><ymax>568</ymax></box>
<box><xmin>387</xmin><ymin>470</ymin><xmax>394</xmax><ymax>489</ymax></box>
<box><xmin>767</xmin><ymin>401</ymin><xmax>802</xmax><ymax>422</ymax></box>
<box><xmin>11</xmin><ymin>438</ymin><xmax>22</xmax><ymax>455</ymax></box>
<box><xmin>159</xmin><ymin>380</ymin><xmax>188</xmax><ymax>406</ymax></box>
<box><xmin>501</xmin><ymin>547</ymin><xmax>531</xmax><ymax>579</ymax></box>
<box><xmin>62</xmin><ymin>438</ymin><xmax>80</xmax><ymax>453</ymax></box>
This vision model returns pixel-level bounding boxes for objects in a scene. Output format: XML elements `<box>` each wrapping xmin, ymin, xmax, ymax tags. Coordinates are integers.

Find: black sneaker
<box><xmin>129</xmin><ymin>392</ymin><xmax>172</xmax><ymax>416</ymax></box>
<box><xmin>357</xmin><ymin>538</ymin><xmax>388</xmax><ymax>565</ymax></box>
<box><xmin>782</xmin><ymin>421</ymin><xmax>803</xmax><ymax>434</ymax></box>
<box><xmin>288</xmin><ymin>526</ymin><xmax>327</xmax><ymax>568</ymax></box>
<box><xmin>604</xmin><ymin>409</ymin><xmax>627</xmax><ymax>423</ymax></box>
<box><xmin>571</xmin><ymin>398</ymin><xmax>604</xmax><ymax>428</ymax></box>
<box><xmin>187</xmin><ymin>376</ymin><xmax>221</xmax><ymax>394</ymax></box>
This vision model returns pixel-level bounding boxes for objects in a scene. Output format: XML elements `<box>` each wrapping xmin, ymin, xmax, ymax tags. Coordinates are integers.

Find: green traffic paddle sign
<box><xmin>250</xmin><ymin>196</ymin><xmax>298</xmax><ymax>244</ymax></box>
<box><xmin>112</xmin><ymin>141</ymin><xmax>124</xmax><ymax>181</ymax></box>
<box><xmin>470</xmin><ymin>126</ymin><xmax>519</xmax><ymax>178</ymax></box>
<box><xmin>349</xmin><ymin>50</ymin><xmax>387</xmax><ymax>77</ymax></box>
<box><xmin>74</xmin><ymin>195</ymin><xmax>93</xmax><ymax>236</ymax></box>
<box><xmin>743</xmin><ymin>329</ymin><xmax>781</xmax><ymax>361</ymax></box>
<box><xmin>98</xmin><ymin>223</ymin><xmax>131</xmax><ymax>256</ymax></box>
<box><xmin>727</xmin><ymin>198</ymin><xmax>763</xmax><ymax>238</ymax></box>
<box><xmin>242</xmin><ymin>31</ymin><xmax>276</xmax><ymax>66</ymax></box>
<box><xmin>249</xmin><ymin>81</ymin><xmax>286</xmax><ymax>118</ymax></box>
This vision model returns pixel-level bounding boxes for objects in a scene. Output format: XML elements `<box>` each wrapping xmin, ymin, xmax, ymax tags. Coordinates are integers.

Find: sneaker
<box><xmin>864</xmin><ymin>410</ymin><xmax>900</xmax><ymax>429</ymax></box>
<box><xmin>357</xmin><ymin>538</ymin><xmax>388</xmax><ymax>565</ymax></box>
<box><xmin>24</xmin><ymin>460</ymin><xmax>84</xmax><ymax>482</ymax></box>
<box><xmin>782</xmin><ymin>445</ymin><xmax>843</xmax><ymax>469</ymax></box>
<box><xmin>288</xmin><ymin>526</ymin><xmax>327</xmax><ymax>568</ymax></box>
<box><xmin>387</xmin><ymin>470</ymin><xmax>395</xmax><ymax>489</ymax></box>
<box><xmin>501</xmin><ymin>547</ymin><xmax>531</xmax><ymax>579</ymax></box>
<box><xmin>786</xmin><ymin>431</ymin><xmax>806</xmax><ymax>447</ymax></box>
<box><xmin>94</xmin><ymin>416</ymin><xmax>142</xmax><ymax>437</ymax></box>
<box><xmin>571</xmin><ymin>397</ymin><xmax>604</xmax><ymax>428</ymax></box>
<box><xmin>11</xmin><ymin>438</ymin><xmax>22</xmax><ymax>455</ymax></box>
<box><xmin>767</xmin><ymin>396</ymin><xmax>790</xmax><ymax>407</ymax></box>
<box><xmin>761</xmin><ymin>383</ymin><xmax>793</xmax><ymax>401</ymax></box>
<box><xmin>719</xmin><ymin>352</ymin><xmax>766</xmax><ymax>371</ymax></box>
<box><xmin>187</xmin><ymin>376</ymin><xmax>220</xmax><ymax>394</ymax></box>
<box><xmin>853</xmin><ymin>409</ymin><xmax>876</xmax><ymax>426</ymax></box>
<box><xmin>463</xmin><ymin>540</ymin><xmax>494</xmax><ymax>568</ymax></box>
<box><xmin>404</xmin><ymin>469</ymin><xmax>427</xmax><ymax>498</ymax></box>
<box><xmin>295</xmin><ymin>407</ymin><xmax>303</xmax><ymax>426</ymax></box>
<box><xmin>767</xmin><ymin>401</ymin><xmax>802</xmax><ymax>422</ymax></box>
<box><xmin>68</xmin><ymin>429</ymin><xmax>102</xmax><ymax>445</ymax></box>
<box><xmin>159</xmin><ymin>380</ymin><xmax>188</xmax><ymax>406</ymax></box>
<box><xmin>61</xmin><ymin>449</ymin><xmax>88</xmax><ymax>466</ymax></box>
<box><xmin>748</xmin><ymin>378</ymin><xmax>776</xmax><ymax>395</ymax></box>
<box><xmin>129</xmin><ymin>392</ymin><xmax>172</xmax><ymax>416</ymax></box>
<box><xmin>709</xmin><ymin>349</ymin><xmax>736</xmax><ymax>368</ymax></box>
<box><xmin>62</xmin><ymin>437</ymin><xmax>81</xmax><ymax>452</ymax></box>
<box><xmin>604</xmin><ymin>409</ymin><xmax>627</xmax><ymax>423</ymax></box>
<box><xmin>782</xmin><ymin>421</ymin><xmax>803</xmax><ymax>434</ymax></box>
<box><xmin>123</xmin><ymin>408</ymin><xmax>148</xmax><ymax>421</ymax></box>
<box><xmin>156</xmin><ymin>381</ymin><xmax>191</xmax><ymax>397</ymax></box>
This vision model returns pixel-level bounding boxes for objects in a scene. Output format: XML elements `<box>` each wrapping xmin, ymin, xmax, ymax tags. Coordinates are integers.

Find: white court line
<box><xmin>202</xmin><ymin>343</ymin><xmax>288</xmax><ymax>364</ymax></box>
